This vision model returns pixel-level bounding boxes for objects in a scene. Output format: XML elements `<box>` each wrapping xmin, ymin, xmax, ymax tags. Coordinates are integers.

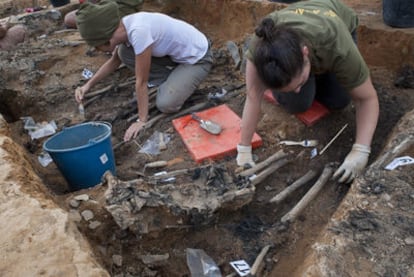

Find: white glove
<box><xmin>236</xmin><ymin>144</ymin><xmax>256</xmax><ymax>167</ymax></box>
<box><xmin>75</xmin><ymin>87</ymin><xmax>85</xmax><ymax>103</ymax></box>
<box><xmin>333</xmin><ymin>143</ymin><xmax>370</xmax><ymax>183</ymax></box>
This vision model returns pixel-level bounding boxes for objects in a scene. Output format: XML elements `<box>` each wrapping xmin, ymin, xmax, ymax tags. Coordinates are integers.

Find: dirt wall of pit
<box><xmin>0</xmin><ymin>114</ymin><xmax>109</xmax><ymax>276</ymax></box>
<box><xmin>153</xmin><ymin>0</ymin><xmax>414</xmax><ymax>70</ymax></box>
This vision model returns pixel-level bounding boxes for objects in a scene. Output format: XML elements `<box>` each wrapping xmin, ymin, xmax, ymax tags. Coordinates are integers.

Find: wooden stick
<box><xmin>269</xmin><ymin>169</ymin><xmax>318</xmax><ymax>204</ymax></box>
<box><xmin>250</xmin><ymin>245</ymin><xmax>271</xmax><ymax>276</ymax></box>
<box><xmin>281</xmin><ymin>164</ymin><xmax>334</xmax><ymax>223</ymax></box>
<box><xmin>319</xmin><ymin>123</ymin><xmax>348</xmax><ymax>155</ymax></box>
<box><xmin>239</xmin><ymin>150</ymin><xmax>288</xmax><ymax>177</ymax></box>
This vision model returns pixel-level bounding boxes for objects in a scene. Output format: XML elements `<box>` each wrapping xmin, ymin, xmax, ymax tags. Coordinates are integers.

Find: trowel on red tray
<box><xmin>191</xmin><ymin>112</ymin><xmax>222</xmax><ymax>135</ymax></box>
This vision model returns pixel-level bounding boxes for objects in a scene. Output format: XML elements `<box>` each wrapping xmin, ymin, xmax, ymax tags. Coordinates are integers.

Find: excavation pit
<box><xmin>1</xmin><ymin>1</ymin><xmax>414</xmax><ymax>276</ymax></box>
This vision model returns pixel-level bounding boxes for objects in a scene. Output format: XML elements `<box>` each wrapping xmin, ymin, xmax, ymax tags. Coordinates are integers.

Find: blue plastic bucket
<box><xmin>43</xmin><ymin>121</ymin><xmax>116</xmax><ymax>191</ymax></box>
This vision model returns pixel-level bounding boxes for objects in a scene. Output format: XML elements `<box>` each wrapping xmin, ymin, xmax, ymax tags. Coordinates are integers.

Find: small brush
<box><xmin>279</xmin><ymin>139</ymin><xmax>319</xmax><ymax>147</ymax></box>
<box><xmin>78</xmin><ymin>103</ymin><xmax>85</xmax><ymax>119</ymax></box>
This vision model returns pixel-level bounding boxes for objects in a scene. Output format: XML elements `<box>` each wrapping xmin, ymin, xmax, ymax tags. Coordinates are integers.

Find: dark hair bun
<box><xmin>255</xmin><ymin>18</ymin><xmax>275</xmax><ymax>41</ymax></box>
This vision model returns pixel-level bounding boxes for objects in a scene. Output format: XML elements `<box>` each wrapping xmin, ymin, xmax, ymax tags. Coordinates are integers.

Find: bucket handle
<box><xmin>88</xmin><ymin>121</ymin><xmax>112</xmax><ymax>145</ymax></box>
<box><xmin>88</xmin><ymin>133</ymin><xmax>107</xmax><ymax>144</ymax></box>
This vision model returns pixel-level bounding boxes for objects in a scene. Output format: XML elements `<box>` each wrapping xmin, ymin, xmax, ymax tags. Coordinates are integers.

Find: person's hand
<box><xmin>124</xmin><ymin>120</ymin><xmax>146</xmax><ymax>142</ymax></box>
<box><xmin>333</xmin><ymin>144</ymin><xmax>371</xmax><ymax>183</ymax></box>
<box><xmin>236</xmin><ymin>144</ymin><xmax>256</xmax><ymax>167</ymax></box>
<box><xmin>75</xmin><ymin>86</ymin><xmax>88</xmax><ymax>103</ymax></box>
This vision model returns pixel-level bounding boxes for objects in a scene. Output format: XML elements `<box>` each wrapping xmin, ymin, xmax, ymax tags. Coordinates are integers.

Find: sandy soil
<box><xmin>1</xmin><ymin>0</ymin><xmax>414</xmax><ymax>276</ymax></box>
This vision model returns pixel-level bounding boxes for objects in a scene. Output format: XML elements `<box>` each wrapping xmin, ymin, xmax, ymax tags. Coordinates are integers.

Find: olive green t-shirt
<box><xmin>247</xmin><ymin>0</ymin><xmax>369</xmax><ymax>91</ymax></box>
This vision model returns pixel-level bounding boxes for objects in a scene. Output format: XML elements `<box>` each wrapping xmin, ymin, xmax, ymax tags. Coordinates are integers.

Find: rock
<box><xmin>69</xmin><ymin>199</ymin><xmax>80</xmax><ymax>208</ymax></box>
<box><xmin>81</xmin><ymin>209</ymin><xmax>94</xmax><ymax>221</ymax></box>
<box><xmin>140</xmin><ymin>253</ymin><xmax>170</xmax><ymax>265</ymax></box>
<box><xmin>0</xmin><ymin>25</ymin><xmax>27</xmax><ymax>51</ymax></box>
<box><xmin>226</xmin><ymin>41</ymin><xmax>241</xmax><ymax>69</ymax></box>
<box><xmin>68</xmin><ymin>209</ymin><xmax>82</xmax><ymax>223</ymax></box>
<box><xmin>404</xmin><ymin>237</ymin><xmax>414</xmax><ymax>245</ymax></box>
<box><xmin>74</xmin><ymin>194</ymin><xmax>89</xmax><ymax>201</ymax></box>
<box><xmin>88</xmin><ymin>220</ymin><xmax>101</xmax><ymax>229</ymax></box>
<box><xmin>112</xmin><ymin>254</ymin><xmax>123</xmax><ymax>267</ymax></box>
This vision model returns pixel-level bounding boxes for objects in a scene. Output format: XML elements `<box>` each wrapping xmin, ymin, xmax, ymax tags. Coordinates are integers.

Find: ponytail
<box><xmin>253</xmin><ymin>20</ymin><xmax>306</xmax><ymax>89</ymax></box>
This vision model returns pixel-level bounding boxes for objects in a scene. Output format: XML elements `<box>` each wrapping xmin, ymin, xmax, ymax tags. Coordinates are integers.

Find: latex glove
<box><xmin>333</xmin><ymin>144</ymin><xmax>371</xmax><ymax>183</ymax></box>
<box><xmin>236</xmin><ymin>144</ymin><xmax>256</xmax><ymax>167</ymax></box>
<box><xmin>75</xmin><ymin>86</ymin><xmax>88</xmax><ymax>103</ymax></box>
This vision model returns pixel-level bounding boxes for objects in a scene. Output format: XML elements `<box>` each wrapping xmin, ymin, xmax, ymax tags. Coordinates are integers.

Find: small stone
<box><xmin>81</xmin><ymin>209</ymin><xmax>94</xmax><ymax>221</ymax></box>
<box><xmin>404</xmin><ymin>237</ymin><xmax>414</xmax><ymax>245</ymax></box>
<box><xmin>74</xmin><ymin>194</ymin><xmax>89</xmax><ymax>201</ymax></box>
<box><xmin>88</xmin><ymin>220</ymin><xmax>101</xmax><ymax>230</ymax></box>
<box><xmin>382</xmin><ymin>193</ymin><xmax>391</xmax><ymax>201</ymax></box>
<box><xmin>226</xmin><ymin>41</ymin><xmax>241</xmax><ymax>69</ymax></box>
<box><xmin>69</xmin><ymin>199</ymin><xmax>80</xmax><ymax>208</ymax></box>
<box><xmin>68</xmin><ymin>210</ymin><xmax>82</xmax><ymax>223</ymax></box>
<box><xmin>140</xmin><ymin>253</ymin><xmax>170</xmax><ymax>265</ymax></box>
<box><xmin>112</xmin><ymin>255</ymin><xmax>123</xmax><ymax>267</ymax></box>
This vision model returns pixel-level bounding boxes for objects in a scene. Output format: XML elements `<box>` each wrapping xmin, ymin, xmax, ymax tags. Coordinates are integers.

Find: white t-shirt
<box><xmin>122</xmin><ymin>12</ymin><xmax>209</xmax><ymax>64</ymax></box>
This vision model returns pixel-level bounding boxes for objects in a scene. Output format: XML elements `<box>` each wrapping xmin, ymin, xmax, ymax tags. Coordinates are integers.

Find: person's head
<box><xmin>76</xmin><ymin>0</ymin><xmax>120</xmax><ymax>48</ymax></box>
<box><xmin>253</xmin><ymin>18</ymin><xmax>311</xmax><ymax>93</ymax></box>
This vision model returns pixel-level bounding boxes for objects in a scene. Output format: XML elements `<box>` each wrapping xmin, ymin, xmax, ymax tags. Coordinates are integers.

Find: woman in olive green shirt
<box><xmin>237</xmin><ymin>0</ymin><xmax>379</xmax><ymax>184</ymax></box>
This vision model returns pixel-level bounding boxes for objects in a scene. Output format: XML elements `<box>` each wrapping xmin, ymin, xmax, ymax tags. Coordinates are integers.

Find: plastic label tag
<box><xmin>82</xmin><ymin>68</ymin><xmax>94</xmax><ymax>79</ymax></box>
<box><xmin>100</xmin><ymin>153</ymin><xmax>108</xmax><ymax>164</ymax></box>
<box><xmin>230</xmin><ymin>260</ymin><xmax>251</xmax><ymax>276</ymax></box>
<box><xmin>385</xmin><ymin>156</ymin><xmax>414</xmax><ymax>170</ymax></box>
<box><xmin>310</xmin><ymin>148</ymin><xmax>318</xmax><ymax>159</ymax></box>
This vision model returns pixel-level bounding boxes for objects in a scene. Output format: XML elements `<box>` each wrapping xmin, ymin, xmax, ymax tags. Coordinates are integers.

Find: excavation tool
<box><xmin>191</xmin><ymin>112</ymin><xmax>222</xmax><ymax>135</ymax></box>
<box><xmin>78</xmin><ymin>103</ymin><xmax>85</xmax><ymax>119</ymax></box>
<box><xmin>319</xmin><ymin>123</ymin><xmax>348</xmax><ymax>155</ymax></box>
<box><xmin>279</xmin><ymin>139</ymin><xmax>318</xmax><ymax>147</ymax></box>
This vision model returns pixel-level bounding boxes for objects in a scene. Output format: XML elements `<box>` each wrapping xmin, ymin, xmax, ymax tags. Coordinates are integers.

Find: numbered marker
<box><xmin>385</xmin><ymin>156</ymin><xmax>414</xmax><ymax>170</ymax></box>
<box><xmin>230</xmin><ymin>260</ymin><xmax>250</xmax><ymax>276</ymax></box>
<box><xmin>82</xmin><ymin>68</ymin><xmax>94</xmax><ymax>80</ymax></box>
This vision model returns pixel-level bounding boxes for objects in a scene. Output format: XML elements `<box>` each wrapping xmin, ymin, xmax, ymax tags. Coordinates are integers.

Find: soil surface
<box><xmin>1</xmin><ymin>0</ymin><xmax>414</xmax><ymax>276</ymax></box>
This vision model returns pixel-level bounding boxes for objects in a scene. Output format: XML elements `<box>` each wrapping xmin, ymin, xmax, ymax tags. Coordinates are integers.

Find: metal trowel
<box><xmin>191</xmin><ymin>112</ymin><xmax>222</xmax><ymax>135</ymax></box>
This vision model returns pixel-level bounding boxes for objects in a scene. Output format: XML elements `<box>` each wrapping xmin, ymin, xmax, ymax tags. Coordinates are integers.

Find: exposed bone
<box><xmin>148</xmin><ymin>165</ymin><xmax>211</xmax><ymax>181</ymax></box>
<box><xmin>269</xmin><ymin>170</ymin><xmax>318</xmax><ymax>204</ymax></box>
<box><xmin>250</xmin><ymin>244</ymin><xmax>271</xmax><ymax>276</ymax></box>
<box><xmin>102</xmin><ymin>165</ymin><xmax>255</xmax><ymax>235</ymax></box>
<box><xmin>158</xmin><ymin>132</ymin><xmax>167</xmax><ymax>150</ymax></box>
<box><xmin>144</xmin><ymin>161</ymin><xmax>168</xmax><ymax>169</ymax></box>
<box><xmin>238</xmin><ymin>150</ymin><xmax>289</xmax><ymax>177</ymax></box>
<box><xmin>83</xmin><ymin>94</ymin><xmax>101</xmax><ymax>108</ymax></box>
<box><xmin>83</xmin><ymin>79</ymin><xmax>136</xmax><ymax>99</ymax></box>
<box><xmin>249</xmin><ymin>158</ymin><xmax>291</xmax><ymax>186</ymax></box>
<box><xmin>281</xmin><ymin>164</ymin><xmax>334</xmax><ymax>223</ymax></box>
<box><xmin>371</xmin><ymin>134</ymin><xmax>414</xmax><ymax>169</ymax></box>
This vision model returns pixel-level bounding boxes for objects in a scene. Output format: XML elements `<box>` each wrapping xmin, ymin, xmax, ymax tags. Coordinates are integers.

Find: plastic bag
<box><xmin>138</xmin><ymin>131</ymin><xmax>170</xmax><ymax>155</ymax></box>
<box><xmin>21</xmin><ymin>116</ymin><xmax>57</xmax><ymax>140</ymax></box>
<box><xmin>186</xmin><ymin>248</ymin><xmax>222</xmax><ymax>277</ymax></box>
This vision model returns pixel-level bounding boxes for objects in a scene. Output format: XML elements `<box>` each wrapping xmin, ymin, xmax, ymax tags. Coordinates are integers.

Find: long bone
<box><xmin>269</xmin><ymin>169</ymin><xmax>318</xmax><ymax>204</ymax></box>
<box><xmin>281</xmin><ymin>164</ymin><xmax>334</xmax><ymax>223</ymax></box>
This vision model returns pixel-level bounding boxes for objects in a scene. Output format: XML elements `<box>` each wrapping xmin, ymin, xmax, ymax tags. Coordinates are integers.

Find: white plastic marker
<box><xmin>385</xmin><ymin>156</ymin><xmax>414</xmax><ymax>170</ymax></box>
<box><xmin>229</xmin><ymin>260</ymin><xmax>250</xmax><ymax>276</ymax></box>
